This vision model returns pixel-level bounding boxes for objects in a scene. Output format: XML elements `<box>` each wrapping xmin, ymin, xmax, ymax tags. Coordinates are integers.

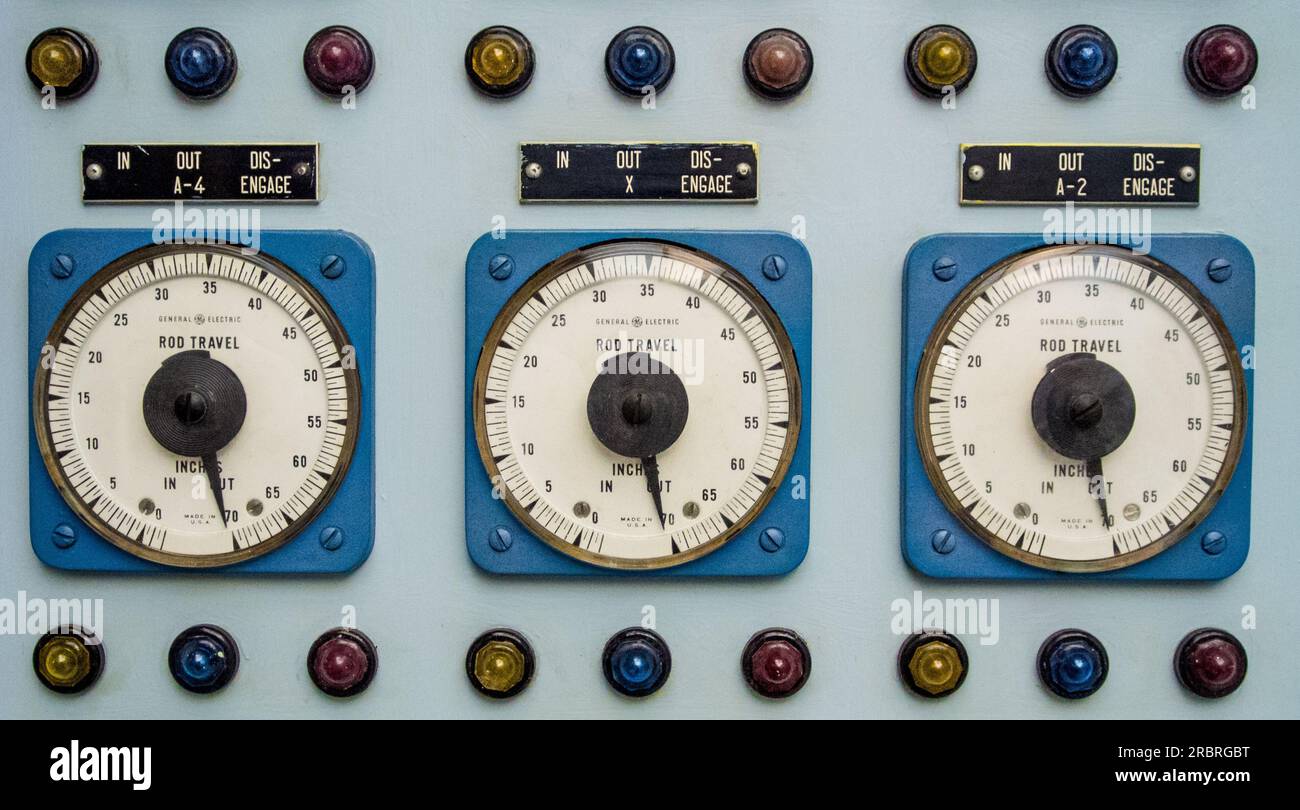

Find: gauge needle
<box><xmin>642</xmin><ymin>454</ymin><xmax>667</xmax><ymax>530</ymax></box>
<box><xmin>203</xmin><ymin>451</ymin><xmax>228</xmax><ymax>527</ymax></box>
<box><xmin>1085</xmin><ymin>456</ymin><xmax>1110</xmax><ymax>529</ymax></box>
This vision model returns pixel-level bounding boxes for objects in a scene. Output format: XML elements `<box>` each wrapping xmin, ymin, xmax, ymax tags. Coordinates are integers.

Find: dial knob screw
<box><xmin>488</xmin><ymin>525</ymin><xmax>513</xmax><ymax>552</ymax></box>
<box><xmin>931</xmin><ymin>256</ymin><xmax>958</xmax><ymax>281</ymax></box>
<box><xmin>50</xmin><ymin>253</ymin><xmax>76</xmax><ymax>279</ymax></box>
<box><xmin>761</xmin><ymin>254</ymin><xmax>787</xmax><ymax>281</ymax></box>
<box><xmin>759</xmin><ymin>526</ymin><xmax>785</xmax><ymax>553</ymax></box>
<box><xmin>51</xmin><ymin>523</ymin><xmax>77</xmax><ymax>549</ymax></box>
<box><xmin>320</xmin><ymin>254</ymin><xmax>346</xmax><ymax>279</ymax></box>
<box><xmin>319</xmin><ymin>526</ymin><xmax>344</xmax><ymax>551</ymax></box>
<box><xmin>488</xmin><ymin>253</ymin><xmax>515</xmax><ymax>280</ymax></box>
<box><xmin>1206</xmin><ymin>258</ymin><xmax>1233</xmax><ymax>283</ymax></box>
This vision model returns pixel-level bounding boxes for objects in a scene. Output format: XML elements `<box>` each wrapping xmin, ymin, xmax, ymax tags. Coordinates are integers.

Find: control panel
<box><xmin>1</xmin><ymin>0</ymin><xmax>1297</xmax><ymax>729</ymax></box>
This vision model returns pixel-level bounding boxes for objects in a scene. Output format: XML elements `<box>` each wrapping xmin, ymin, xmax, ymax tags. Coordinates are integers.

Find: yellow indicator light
<box><xmin>917</xmin><ymin>34</ymin><xmax>968</xmax><ymax>86</ymax></box>
<box><xmin>473</xmin><ymin>640</ymin><xmax>526</xmax><ymax>692</ymax></box>
<box><xmin>38</xmin><ymin>636</ymin><xmax>92</xmax><ymax>687</ymax></box>
<box><xmin>907</xmin><ymin>640</ymin><xmax>964</xmax><ymax>695</ymax></box>
<box><xmin>472</xmin><ymin>36</ymin><xmax>525</xmax><ymax>86</ymax></box>
<box><xmin>30</xmin><ymin>33</ymin><xmax>84</xmax><ymax>88</ymax></box>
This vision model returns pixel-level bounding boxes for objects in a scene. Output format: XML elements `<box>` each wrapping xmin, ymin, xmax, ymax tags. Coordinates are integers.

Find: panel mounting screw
<box><xmin>50</xmin><ymin>254</ymin><xmax>76</xmax><ymax>279</ymax></box>
<box><xmin>85</xmin><ymin>163</ymin><xmax>104</xmax><ymax>181</ymax></box>
<box><xmin>52</xmin><ymin>523</ymin><xmax>77</xmax><ymax>549</ymax></box>
<box><xmin>759</xmin><ymin>526</ymin><xmax>785</xmax><ymax>552</ymax></box>
<box><xmin>737</xmin><ymin>162</ymin><xmax>752</xmax><ymax>177</ymax></box>
<box><xmin>932</xmin><ymin>256</ymin><xmax>958</xmax><ymax>282</ymax></box>
<box><xmin>1179</xmin><ymin>165</ymin><xmax>1197</xmax><ymax>183</ymax></box>
<box><xmin>320</xmin><ymin>254</ymin><xmax>346</xmax><ymax>279</ymax></box>
<box><xmin>761</xmin><ymin>254</ymin><xmax>787</xmax><ymax>281</ymax></box>
<box><xmin>931</xmin><ymin>529</ymin><xmax>955</xmax><ymax>554</ymax></box>
<box><xmin>524</xmin><ymin>161</ymin><xmax>543</xmax><ymax>179</ymax></box>
<box><xmin>1201</xmin><ymin>530</ymin><xmax>1226</xmax><ymax>556</ymax></box>
<box><xmin>489</xmin><ymin>525</ymin><xmax>513</xmax><ymax>552</ymax></box>
<box><xmin>1206</xmin><ymin>258</ymin><xmax>1232</xmax><ymax>283</ymax></box>
<box><xmin>966</xmin><ymin>164</ymin><xmax>985</xmax><ymax>182</ymax></box>
<box><xmin>319</xmin><ymin>526</ymin><xmax>344</xmax><ymax>551</ymax></box>
<box><xmin>488</xmin><ymin>253</ymin><xmax>515</xmax><ymax>280</ymax></box>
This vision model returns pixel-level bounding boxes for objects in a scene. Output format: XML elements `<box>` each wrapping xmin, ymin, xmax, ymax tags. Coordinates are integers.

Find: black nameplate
<box><xmin>82</xmin><ymin>143</ymin><xmax>319</xmax><ymax>203</ymax></box>
<box><xmin>520</xmin><ymin>142</ymin><xmax>758</xmax><ymax>203</ymax></box>
<box><xmin>960</xmin><ymin>144</ymin><xmax>1200</xmax><ymax>206</ymax></box>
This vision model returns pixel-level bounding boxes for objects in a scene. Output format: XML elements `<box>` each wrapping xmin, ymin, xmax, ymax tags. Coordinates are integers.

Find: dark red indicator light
<box><xmin>303</xmin><ymin>25</ymin><xmax>375</xmax><ymax>97</ymax></box>
<box><xmin>1175</xmin><ymin>627</ymin><xmax>1247</xmax><ymax>698</ymax></box>
<box><xmin>308</xmin><ymin>627</ymin><xmax>378</xmax><ymax>697</ymax></box>
<box><xmin>743</xmin><ymin>28</ymin><xmax>813</xmax><ymax>100</ymax></box>
<box><xmin>742</xmin><ymin>628</ymin><xmax>811</xmax><ymax>698</ymax></box>
<box><xmin>1183</xmin><ymin>24</ymin><xmax>1257</xmax><ymax>97</ymax></box>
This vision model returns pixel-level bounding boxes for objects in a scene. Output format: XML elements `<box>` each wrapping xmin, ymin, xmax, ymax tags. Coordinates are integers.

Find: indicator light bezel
<box><xmin>307</xmin><ymin>627</ymin><xmax>378</xmax><ymax>698</ymax></box>
<box><xmin>898</xmin><ymin>630</ymin><xmax>968</xmax><ymax>698</ymax></box>
<box><xmin>464</xmin><ymin>25</ymin><xmax>535</xmax><ymax>98</ymax></box>
<box><xmin>26</xmin><ymin>27</ymin><xmax>99</xmax><ymax>99</ymax></box>
<box><xmin>602</xmin><ymin>627</ymin><xmax>671</xmax><ymax>697</ymax></box>
<box><xmin>169</xmin><ymin>624</ymin><xmax>240</xmax><ymax>694</ymax></box>
<box><xmin>303</xmin><ymin>25</ymin><xmax>375</xmax><ymax>98</ymax></box>
<box><xmin>905</xmin><ymin>24</ymin><xmax>977</xmax><ymax>98</ymax></box>
<box><xmin>164</xmin><ymin>26</ymin><xmax>238</xmax><ymax>100</ymax></box>
<box><xmin>604</xmin><ymin>26</ymin><xmax>675</xmax><ymax>98</ymax></box>
<box><xmin>1044</xmin><ymin>24</ymin><xmax>1118</xmax><ymax>98</ymax></box>
<box><xmin>1183</xmin><ymin>24</ymin><xmax>1258</xmax><ymax>98</ymax></box>
<box><xmin>742</xmin><ymin>28</ymin><xmax>814</xmax><ymax>100</ymax></box>
<box><xmin>33</xmin><ymin>625</ymin><xmax>105</xmax><ymax>694</ymax></box>
<box><xmin>466</xmin><ymin>627</ymin><xmax>536</xmax><ymax>699</ymax></box>
<box><xmin>741</xmin><ymin>627</ymin><xmax>812</xmax><ymax>699</ymax></box>
<box><xmin>1037</xmin><ymin>628</ymin><xmax>1108</xmax><ymax>699</ymax></box>
<box><xmin>1175</xmin><ymin>627</ymin><xmax>1248</xmax><ymax>698</ymax></box>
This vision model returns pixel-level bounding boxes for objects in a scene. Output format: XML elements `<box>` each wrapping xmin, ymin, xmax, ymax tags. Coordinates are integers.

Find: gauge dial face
<box><xmin>34</xmin><ymin>244</ymin><xmax>360</xmax><ymax>567</ymax></box>
<box><xmin>473</xmin><ymin>241</ymin><xmax>801</xmax><ymax>570</ymax></box>
<box><xmin>916</xmin><ymin>245</ymin><xmax>1246</xmax><ymax>572</ymax></box>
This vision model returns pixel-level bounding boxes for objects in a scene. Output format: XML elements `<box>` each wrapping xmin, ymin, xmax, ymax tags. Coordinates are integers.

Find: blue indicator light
<box><xmin>165</xmin><ymin>27</ymin><xmax>237</xmax><ymax>100</ymax></box>
<box><xmin>169</xmin><ymin>625</ymin><xmax>239</xmax><ymax>693</ymax></box>
<box><xmin>605</xmin><ymin>26</ymin><xmax>674</xmax><ymax>97</ymax></box>
<box><xmin>1045</xmin><ymin>25</ymin><xmax>1117</xmax><ymax>97</ymax></box>
<box><xmin>602</xmin><ymin>628</ymin><xmax>671</xmax><ymax>697</ymax></box>
<box><xmin>1038</xmin><ymin>629</ymin><xmax>1108</xmax><ymax>699</ymax></box>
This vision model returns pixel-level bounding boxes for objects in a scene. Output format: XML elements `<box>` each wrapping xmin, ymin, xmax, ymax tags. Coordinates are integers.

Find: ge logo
<box><xmin>194</xmin><ymin>313</ymin><xmax>207</xmax><ymax>325</ymax></box>
<box><xmin>1076</xmin><ymin>316</ymin><xmax>1088</xmax><ymax>328</ymax></box>
<box><xmin>631</xmin><ymin>316</ymin><xmax>643</xmax><ymax>328</ymax></box>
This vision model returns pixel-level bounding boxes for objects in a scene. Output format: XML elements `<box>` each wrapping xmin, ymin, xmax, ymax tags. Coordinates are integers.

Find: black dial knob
<box><xmin>586</xmin><ymin>352</ymin><xmax>689</xmax><ymax>459</ymax></box>
<box><xmin>1031</xmin><ymin>352</ymin><xmax>1135</xmax><ymax>461</ymax></box>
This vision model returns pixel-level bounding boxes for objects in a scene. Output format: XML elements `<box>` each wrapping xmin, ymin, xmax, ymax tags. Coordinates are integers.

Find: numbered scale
<box><xmin>28</xmin><ymin>230</ymin><xmax>375</xmax><ymax>572</ymax></box>
<box><xmin>465</xmin><ymin>232</ymin><xmax>811</xmax><ymax>575</ymax></box>
<box><xmin>902</xmin><ymin>235</ymin><xmax>1254</xmax><ymax>579</ymax></box>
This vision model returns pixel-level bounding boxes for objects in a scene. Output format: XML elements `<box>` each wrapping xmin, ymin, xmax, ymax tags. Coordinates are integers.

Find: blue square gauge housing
<box><xmin>465</xmin><ymin>230</ymin><xmax>812</xmax><ymax>576</ymax></box>
<box><xmin>28</xmin><ymin>229</ymin><xmax>376</xmax><ymax>573</ymax></box>
<box><xmin>902</xmin><ymin>233</ymin><xmax>1254</xmax><ymax>580</ymax></box>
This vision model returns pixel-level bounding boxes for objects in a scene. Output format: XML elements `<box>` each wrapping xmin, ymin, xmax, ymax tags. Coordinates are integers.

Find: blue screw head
<box><xmin>488</xmin><ymin>253</ymin><xmax>515</xmax><ymax>280</ymax></box>
<box><xmin>319</xmin><ymin>526</ymin><xmax>344</xmax><ymax>551</ymax></box>
<box><xmin>931</xmin><ymin>529</ymin><xmax>955</xmax><ymax>554</ymax></box>
<box><xmin>320</xmin><ymin>254</ymin><xmax>346</xmax><ymax>279</ymax></box>
<box><xmin>51</xmin><ymin>254</ymin><xmax>76</xmax><ymax>279</ymax></box>
<box><xmin>1201</xmin><ymin>530</ymin><xmax>1226</xmax><ymax>555</ymax></box>
<box><xmin>1206</xmin><ymin>258</ymin><xmax>1232</xmax><ymax>283</ymax></box>
<box><xmin>759</xmin><ymin>527</ymin><xmax>785</xmax><ymax>553</ymax></box>
<box><xmin>489</xmin><ymin>525</ymin><xmax>513</xmax><ymax>552</ymax></box>
<box><xmin>932</xmin><ymin>256</ymin><xmax>958</xmax><ymax>282</ymax></box>
<box><xmin>761</xmin><ymin>255</ymin><xmax>788</xmax><ymax>281</ymax></box>
<box><xmin>52</xmin><ymin>523</ymin><xmax>77</xmax><ymax>549</ymax></box>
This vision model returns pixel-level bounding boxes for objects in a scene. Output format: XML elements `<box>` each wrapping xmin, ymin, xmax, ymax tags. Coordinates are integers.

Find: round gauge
<box><xmin>915</xmin><ymin>244</ymin><xmax>1246</xmax><ymax>572</ymax></box>
<box><xmin>473</xmin><ymin>240</ymin><xmax>802</xmax><ymax>570</ymax></box>
<box><xmin>34</xmin><ymin>243</ymin><xmax>361</xmax><ymax>568</ymax></box>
